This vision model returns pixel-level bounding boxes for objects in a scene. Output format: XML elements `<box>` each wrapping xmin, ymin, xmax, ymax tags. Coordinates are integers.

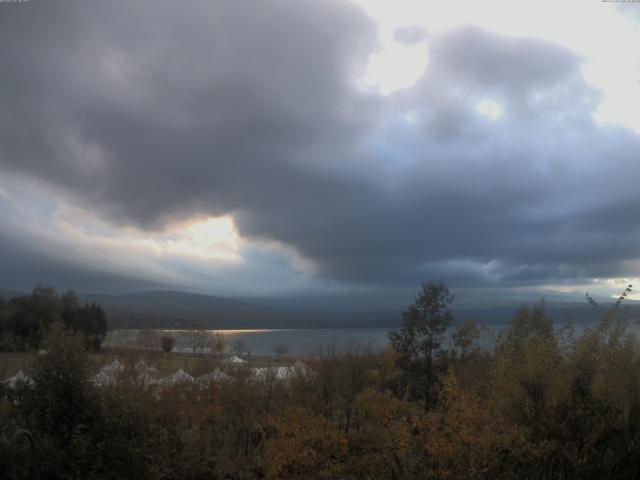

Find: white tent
<box><xmin>250</xmin><ymin>361</ymin><xmax>314</xmax><ymax>383</ymax></box>
<box><xmin>279</xmin><ymin>366</ymin><xmax>296</xmax><ymax>380</ymax></box>
<box><xmin>160</xmin><ymin>369</ymin><xmax>194</xmax><ymax>386</ymax></box>
<box><xmin>250</xmin><ymin>366</ymin><xmax>295</xmax><ymax>382</ymax></box>
<box><xmin>226</xmin><ymin>355</ymin><xmax>247</xmax><ymax>364</ymax></box>
<box><xmin>92</xmin><ymin>359</ymin><xmax>124</xmax><ymax>387</ymax></box>
<box><xmin>196</xmin><ymin>369</ymin><xmax>231</xmax><ymax>388</ymax></box>
<box><xmin>135</xmin><ymin>360</ymin><xmax>160</xmax><ymax>386</ymax></box>
<box><xmin>249</xmin><ymin>367</ymin><xmax>270</xmax><ymax>382</ymax></box>
<box><xmin>292</xmin><ymin>360</ymin><xmax>313</xmax><ymax>376</ymax></box>
<box><xmin>275</xmin><ymin>363</ymin><xmax>312</xmax><ymax>380</ymax></box>
<box><xmin>4</xmin><ymin>370</ymin><xmax>34</xmax><ymax>389</ymax></box>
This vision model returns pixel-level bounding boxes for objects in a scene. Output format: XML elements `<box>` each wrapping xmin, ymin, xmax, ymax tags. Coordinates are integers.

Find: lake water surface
<box><xmin>104</xmin><ymin>320</ymin><xmax>640</xmax><ymax>356</ymax></box>
<box><xmin>104</xmin><ymin>328</ymin><xmax>394</xmax><ymax>356</ymax></box>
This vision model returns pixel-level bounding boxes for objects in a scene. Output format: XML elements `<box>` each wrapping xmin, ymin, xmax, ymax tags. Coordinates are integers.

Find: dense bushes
<box><xmin>3</xmin><ymin>284</ymin><xmax>640</xmax><ymax>478</ymax></box>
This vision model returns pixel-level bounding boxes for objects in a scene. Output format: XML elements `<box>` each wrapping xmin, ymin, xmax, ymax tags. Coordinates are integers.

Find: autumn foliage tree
<box><xmin>452</xmin><ymin>319</ymin><xmax>482</xmax><ymax>360</ymax></box>
<box><xmin>262</xmin><ymin>408</ymin><xmax>348</xmax><ymax>479</ymax></box>
<box><xmin>160</xmin><ymin>335</ymin><xmax>176</xmax><ymax>353</ymax></box>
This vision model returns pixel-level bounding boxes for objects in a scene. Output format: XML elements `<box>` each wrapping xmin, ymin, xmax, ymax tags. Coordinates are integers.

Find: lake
<box><xmin>104</xmin><ymin>328</ymin><xmax>394</xmax><ymax>356</ymax></box>
<box><xmin>104</xmin><ymin>319</ymin><xmax>640</xmax><ymax>357</ymax></box>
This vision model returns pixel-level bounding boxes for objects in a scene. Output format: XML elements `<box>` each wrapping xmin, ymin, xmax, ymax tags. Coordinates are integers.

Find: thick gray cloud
<box><xmin>238</xmin><ymin>25</ymin><xmax>640</xmax><ymax>288</ymax></box>
<box><xmin>394</xmin><ymin>26</ymin><xmax>428</xmax><ymax>46</ymax></box>
<box><xmin>0</xmin><ymin>233</ymin><xmax>166</xmax><ymax>294</ymax></box>
<box><xmin>1</xmin><ymin>2</ymin><xmax>640</xmax><ymax>294</ymax></box>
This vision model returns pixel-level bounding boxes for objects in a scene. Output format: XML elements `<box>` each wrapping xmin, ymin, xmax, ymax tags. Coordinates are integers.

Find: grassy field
<box><xmin>0</xmin><ymin>349</ymin><xmax>298</xmax><ymax>380</ymax></box>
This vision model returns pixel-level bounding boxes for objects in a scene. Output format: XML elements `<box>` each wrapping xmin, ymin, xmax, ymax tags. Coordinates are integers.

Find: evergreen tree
<box><xmin>389</xmin><ymin>281</ymin><xmax>454</xmax><ymax>410</ymax></box>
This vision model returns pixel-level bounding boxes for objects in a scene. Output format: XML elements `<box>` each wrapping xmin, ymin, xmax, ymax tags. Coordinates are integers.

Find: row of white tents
<box><xmin>93</xmin><ymin>360</ymin><xmax>233</xmax><ymax>388</ymax></box>
<box><xmin>113</xmin><ymin>359</ymin><xmax>313</xmax><ymax>386</ymax></box>
<box><xmin>3</xmin><ymin>359</ymin><xmax>312</xmax><ymax>391</ymax></box>
<box><xmin>249</xmin><ymin>361</ymin><xmax>312</xmax><ymax>382</ymax></box>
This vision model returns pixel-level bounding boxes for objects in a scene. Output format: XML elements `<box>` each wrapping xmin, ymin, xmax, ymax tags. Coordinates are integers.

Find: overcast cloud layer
<box><xmin>1</xmin><ymin>0</ymin><xmax>640</xmax><ymax>302</ymax></box>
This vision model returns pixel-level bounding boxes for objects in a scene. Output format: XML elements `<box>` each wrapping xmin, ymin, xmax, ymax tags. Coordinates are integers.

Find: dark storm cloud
<box><xmin>1</xmin><ymin>2</ymin><xmax>640</xmax><ymax>291</ymax></box>
<box><xmin>429</xmin><ymin>26</ymin><xmax>581</xmax><ymax>94</ymax></box>
<box><xmin>0</xmin><ymin>0</ymin><xmax>378</xmax><ymax>223</ymax></box>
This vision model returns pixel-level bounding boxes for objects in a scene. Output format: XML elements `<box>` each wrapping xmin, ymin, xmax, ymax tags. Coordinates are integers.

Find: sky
<box><xmin>0</xmin><ymin>0</ymin><xmax>640</xmax><ymax>307</ymax></box>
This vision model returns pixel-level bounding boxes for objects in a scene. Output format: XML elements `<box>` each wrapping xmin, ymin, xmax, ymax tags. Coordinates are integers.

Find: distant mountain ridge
<box><xmin>78</xmin><ymin>290</ymin><xmax>640</xmax><ymax>330</ymax></box>
<box><xmin>77</xmin><ymin>290</ymin><xmax>399</xmax><ymax>330</ymax></box>
<box><xmin>1</xmin><ymin>288</ymin><xmax>638</xmax><ymax>330</ymax></box>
